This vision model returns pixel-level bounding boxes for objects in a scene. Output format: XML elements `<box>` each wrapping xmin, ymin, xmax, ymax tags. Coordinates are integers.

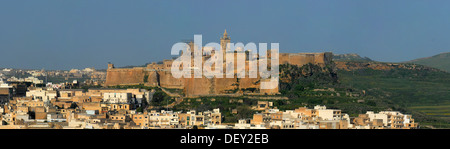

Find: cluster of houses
<box><xmin>0</xmin><ymin>85</ymin><xmax>418</xmax><ymax>129</ymax></box>
<box><xmin>0</xmin><ymin>87</ymin><xmax>153</xmax><ymax>129</ymax></box>
<box><xmin>0</xmin><ymin>75</ymin><xmax>418</xmax><ymax>129</ymax></box>
<box><xmin>213</xmin><ymin>103</ymin><xmax>418</xmax><ymax>129</ymax></box>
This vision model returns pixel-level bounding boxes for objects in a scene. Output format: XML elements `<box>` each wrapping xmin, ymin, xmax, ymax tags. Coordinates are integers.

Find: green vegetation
<box><xmin>279</xmin><ymin>63</ymin><xmax>338</xmax><ymax>97</ymax></box>
<box><xmin>278</xmin><ymin>62</ymin><xmax>450</xmax><ymax>128</ymax></box>
<box><xmin>337</xmin><ymin>67</ymin><xmax>450</xmax><ymax>128</ymax></box>
<box><xmin>338</xmin><ymin>68</ymin><xmax>450</xmax><ymax>106</ymax></box>
<box><xmin>150</xmin><ymin>90</ymin><xmax>174</xmax><ymax>106</ymax></box>
<box><xmin>136</xmin><ymin>106</ymin><xmax>144</xmax><ymax>113</ymax></box>
<box><xmin>171</xmin><ymin>62</ymin><xmax>450</xmax><ymax>127</ymax></box>
<box><xmin>172</xmin><ymin>97</ymin><xmax>258</xmax><ymax>123</ymax></box>
<box><xmin>89</xmin><ymin>62</ymin><xmax>450</xmax><ymax>128</ymax></box>
<box><xmin>81</xmin><ymin>85</ymin><xmax>102</xmax><ymax>91</ymax></box>
<box><xmin>276</xmin><ymin>63</ymin><xmax>386</xmax><ymax>117</ymax></box>
<box><xmin>406</xmin><ymin>52</ymin><xmax>450</xmax><ymax>72</ymax></box>
<box><xmin>143</xmin><ymin>74</ymin><xmax>149</xmax><ymax>83</ymax></box>
<box><xmin>161</xmin><ymin>87</ymin><xmax>184</xmax><ymax>96</ymax></box>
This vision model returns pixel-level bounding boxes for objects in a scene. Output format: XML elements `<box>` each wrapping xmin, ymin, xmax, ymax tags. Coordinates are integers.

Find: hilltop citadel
<box><xmin>105</xmin><ymin>30</ymin><xmax>333</xmax><ymax>97</ymax></box>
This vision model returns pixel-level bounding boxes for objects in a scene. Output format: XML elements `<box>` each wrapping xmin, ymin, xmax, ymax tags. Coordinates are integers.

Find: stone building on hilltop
<box><xmin>105</xmin><ymin>30</ymin><xmax>333</xmax><ymax>97</ymax></box>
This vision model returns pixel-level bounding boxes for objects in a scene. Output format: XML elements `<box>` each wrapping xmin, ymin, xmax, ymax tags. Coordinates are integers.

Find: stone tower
<box><xmin>220</xmin><ymin>29</ymin><xmax>230</xmax><ymax>53</ymax></box>
<box><xmin>108</xmin><ymin>63</ymin><xmax>115</xmax><ymax>69</ymax></box>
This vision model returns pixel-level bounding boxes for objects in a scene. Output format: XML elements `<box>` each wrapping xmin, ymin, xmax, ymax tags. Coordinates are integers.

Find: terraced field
<box><xmin>410</xmin><ymin>105</ymin><xmax>450</xmax><ymax>120</ymax></box>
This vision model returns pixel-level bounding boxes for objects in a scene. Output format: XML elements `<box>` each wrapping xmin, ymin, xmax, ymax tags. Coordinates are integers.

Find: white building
<box><xmin>82</xmin><ymin>67</ymin><xmax>95</xmax><ymax>73</ymax></box>
<box><xmin>234</xmin><ymin>119</ymin><xmax>267</xmax><ymax>129</ymax></box>
<box><xmin>7</xmin><ymin>76</ymin><xmax>43</xmax><ymax>84</ymax></box>
<box><xmin>47</xmin><ymin>113</ymin><xmax>66</xmax><ymax>122</ymax></box>
<box><xmin>148</xmin><ymin>110</ymin><xmax>180</xmax><ymax>128</ymax></box>
<box><xmin>26</xmin><ymin>88</ymin><xmax>57</xmax><ymax>103</ymax></box>
<box><xmin>366</xmin><ymin>111</ymin><xmax>414</xmax><ymax>129</ymax></box>
<box><xmin>103</xmin><ymin>92</ymin><xmax>132</xmax><ymax>104</ymax></box>
<box><xmin>15</xmin><ymin>114</ymin><xmax>31</xmax><ymax>122</ymax></box>
<box><xmin>314</xmin><ymin>105</ymin><xmax>342</xmax><ymax>121</ymax></box>
<box><xmin>205</xmin><ymin>124</ymin><xmax>232</xmax><ymax>129</ymax></box>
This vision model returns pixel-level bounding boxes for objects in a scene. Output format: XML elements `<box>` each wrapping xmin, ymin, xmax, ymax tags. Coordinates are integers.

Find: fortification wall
<box><xmin>260</xmin><ymin>86</ymin><xmax>279</xmax><ymax>95</ymax></box>
<box><xmin>214</xmin><ymin>77</ymin><xmax>238</xmax><ymax>94</ymax></box>
<box><xmin>105</xmin><ymin>52</ymin><xmax>332</xmax><ymax>97</ymax></box>
<box><xmin>238</xmin><ymin>77</ymin><xmax>260</xmax><ymax>90</ymax></box>
<box><xmin>105</xmin><ymin>68</ymin><xmax>146</xmax><ymax>86</ymax></box>
<box><xmin>159</xmin><ymin>71</ymin><xmax>184</xmax><ymax>89</ymax></box>
<box><xmin>145</xmin><ymin>71</ymin><xmax>159</xmax><ymax>87</ymax></box>
<box><xmin>184</xmin><ymin>77</ymin><xmax>213</xmax><ymax>96</ymax></box>
<box><xmin>279</xmin><ymin>52</ymin><xmax>332</xmax><ymax>67</ymax></box>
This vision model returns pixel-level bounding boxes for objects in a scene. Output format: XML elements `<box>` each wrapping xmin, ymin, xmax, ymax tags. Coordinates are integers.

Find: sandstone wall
<box><xmin>279</xmin><ymin>52</ymin><xmax>332</xmax><ymax>67</ymax></box>
<box><xmin>184</xmin><ymin>77</ymin><xmax>213</xmax><ymax>96</ymax></box>
<box><xmin>105</xmin><ymin>68</ymin><xmax>146</xmax><ymax>86</ymax></box>
<box><xmin>159</xmin><ymin>71</ymin><xmax>184</xmax><ymax>89</ymax></box>
<box><xmin>145</xmin><ymin>71</ymin><xmax>159</xmax><ymax>87</ymax></box>
<box><xmin>238</xmin><ymin>77</ymin><xmax>260</xmax><ymax>91</ymax></box>
<box><xmin>214</xmin><ymin>77</ymin><xmax>239</xmax><ymax>94</ymax></box>
<box><xmin>105</xmin><ymin>52</ymin><xmax>331</xmax><ymax>97</ymax></box>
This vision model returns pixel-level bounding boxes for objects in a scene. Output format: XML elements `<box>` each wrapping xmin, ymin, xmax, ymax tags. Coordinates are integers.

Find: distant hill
<box><xmin>333</xmin><ymin>53</ymin><xmax>373</xmax><ymax>62</ymax></box>
<box><xmin>406</xmin><ymin>52</ymin><xmax>450</xmax><ymax>72</ymax></box>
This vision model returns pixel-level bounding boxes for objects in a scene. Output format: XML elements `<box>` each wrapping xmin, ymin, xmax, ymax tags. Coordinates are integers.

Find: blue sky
<box><xmin>1</xmin><ymin>0</ymin><xmax>450</xmax><ymax>70</ymax></box>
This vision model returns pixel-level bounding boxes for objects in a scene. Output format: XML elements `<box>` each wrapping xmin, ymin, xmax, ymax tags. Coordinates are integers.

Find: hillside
<box><xmin>278</xmin><ymin>60</ymin><xmax>450</xmax><ymax>128</ymax></box>
<box><xmin>406</xmin><ymin>52</ymin><xmax>450</xmax><ymax>72</ymax></box>
<box><xmin>333</xmin><ymin>53</ymin><xmax>373</xmax><ymax>62</ymax></box>
<box><xmin>336</xmin><ymin>62</ymin><xmax>450</xmax><ymax>128</ymax></box>
<box><xmin>116</xmin><ymin>59</ymin><xmax>450</xmax><ymax>128</ymax></box>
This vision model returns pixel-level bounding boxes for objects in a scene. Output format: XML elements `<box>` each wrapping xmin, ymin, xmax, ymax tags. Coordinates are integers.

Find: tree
<box><xmin>151</xmin><ymin>91</ymin><xmax>167</xmax><ymax>106</ymax></box>
<box><xmin>136</xmin><ymin>106</ymin><xmax>144</xmax><ymax>113</ymax></box>
<box><xmin>69</xmin><ymin>102</ymin><xmax>78</xmax><ymax>109</ymax></box>
<box><xmin>236</xmin><ymin>106</ymin><xmax>253</xmax><ymax>120</ymax></box>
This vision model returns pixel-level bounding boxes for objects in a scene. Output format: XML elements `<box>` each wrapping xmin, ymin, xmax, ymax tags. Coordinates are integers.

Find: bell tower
<box><xmin>220</xmin><ymin>29</ymin><xmax>230</xmax><ymax>52</ymax></box>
